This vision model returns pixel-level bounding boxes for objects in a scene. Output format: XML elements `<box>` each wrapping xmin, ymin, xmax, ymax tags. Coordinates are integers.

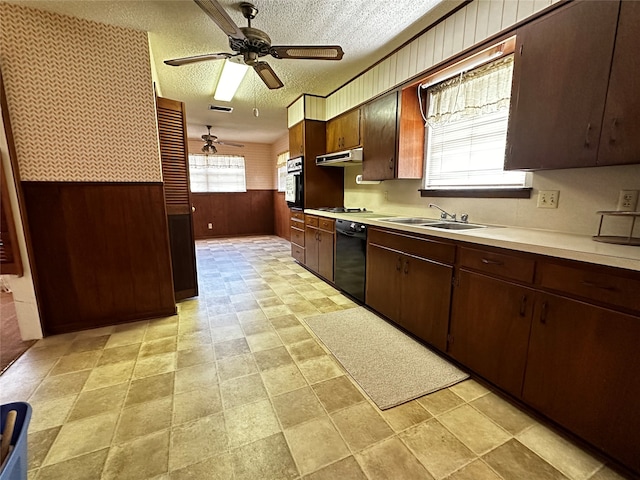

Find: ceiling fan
<box><xmin>201</xmin><ymin>125</ymin><xmax>244</xmax><ymax>154</ymax></box>
<box><xmin>164</xmin><ymin>0</ymin><xmax>344</xmax><ymax>89</ymax></box>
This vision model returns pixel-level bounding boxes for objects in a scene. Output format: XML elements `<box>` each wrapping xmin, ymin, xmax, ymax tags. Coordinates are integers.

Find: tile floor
<box><xmin>0</xmin><ymin>236</ymin><xmax>630</xmax><ymax>480</ymax></box>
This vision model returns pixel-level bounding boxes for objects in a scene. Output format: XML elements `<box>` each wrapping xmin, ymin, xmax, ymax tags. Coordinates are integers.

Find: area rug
<box><xmin>305</xmin><ymin>306</ymin><xmax>468</xmax><ymax>409</ymax></box>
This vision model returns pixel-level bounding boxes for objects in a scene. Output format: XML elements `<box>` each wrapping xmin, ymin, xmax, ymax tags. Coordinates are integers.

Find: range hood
<box><xmin>316</xmin><ymin>148</ymin><xmax>363</xmax><ymax>167</ymax></box>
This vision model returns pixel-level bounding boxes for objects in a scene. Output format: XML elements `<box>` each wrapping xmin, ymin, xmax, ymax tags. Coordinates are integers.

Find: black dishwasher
<box><xmin>334</xmin><ymin>219</ymin><xmax>367</xmax><ymax>302</ymax></box>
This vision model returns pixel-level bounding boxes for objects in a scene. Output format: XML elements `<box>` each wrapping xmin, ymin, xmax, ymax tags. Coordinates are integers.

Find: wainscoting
<box><xmin>191</xmin><ymin>190</ymin><xmax>275</xmax><ymax>239</ymax></box>
<box><xmin>274</xmin><ymin>191</ymin><xmax>290</xmax><ymax>241</ymax></box>
<box><xmin>22</xmin><ymin>182</ymin><xmax>176</xmax><ymax>335</ymax></box>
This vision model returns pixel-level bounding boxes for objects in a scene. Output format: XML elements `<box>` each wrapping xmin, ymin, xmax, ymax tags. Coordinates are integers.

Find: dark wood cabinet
<box><xmin>366</xmin><ymin>228</ymin><xmax>454</xmax><ymax>351</ymax></box>
<box><xmin>523</xmin><ymin>293</ymin><xmax>640</xmax><ymax>473</ymax></box>
<box><xmin>326</xmin><ymin>108</ymin><xmax>360</xmax><ymax>153</ymax></box>
<box><xmin>304</xmin><ymin>215</ymin><xmax>335</xmax><ymax>282</ymax></box>
<box><xmin>289</xmin><ymin>121</ymin><xmax>304</xmax><ymax>157</ymax></box>
<box><xmin>290</xmin><ymin>210</ymin><xmax>305</xmax><ymax>263</ymax></box>
<box><xmin>597</xmin><ymin>0</ymin><xmax>640</xmax><ymax>166</ymax></box>
<box><xmin>362</xmin><ymin>92</ymin><xmax>398</xmax><ymax>180</ymax></box>
<box><xmin>505</xmin><ymin>0</ymin><xmax>619</xmax><ymax>170</ymax></box>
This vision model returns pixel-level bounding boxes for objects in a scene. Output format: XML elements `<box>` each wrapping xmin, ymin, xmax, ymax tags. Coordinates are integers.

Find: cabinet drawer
<box><xmin>368</xmin><ymin>228</ymin><xmax>455</xmax><ymax>264</ymax></box>
<box><xmin>291</xmin><ymin>244</ymin><xmax>305</xmax><ymax>263</ymax></box>
<box><xmin>291</xmin><ymin>211</ymin><xmax>305</xmax><ymax>222</ymax></box>
<box><xmin>290</xmin><ymin>218</ymin><xmax>304</xmax><ymax>229</ymax></box>
<box><xmin>291</xmin><ymin>227</ymin><xmax>305</xmax><ymax>247</ymax></box>
<box><xmin>318</xmin><ymin>218</ymin><xmax>335</xmax><ymax>232</ymax></box>
<box><xmin>459</xmin><ymin>247</ymin><xmax>535</xmax><ymax>283</ymax></box>
<box><xmin>537</xmin><ymin>262</ymin><xmax>640</xmax><ymax>313</ymax></box>
<box><xmin>305</xmin><ymin>215</ymin><xmax>319</xmax><ymax>227</ymax></box>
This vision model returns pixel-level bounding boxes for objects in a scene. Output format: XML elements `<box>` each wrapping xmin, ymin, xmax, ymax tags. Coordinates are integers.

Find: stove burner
<box><xmin>317</xmin><ymin>207</ymin><xmax>369</xmax><ymax>213</ymax></box>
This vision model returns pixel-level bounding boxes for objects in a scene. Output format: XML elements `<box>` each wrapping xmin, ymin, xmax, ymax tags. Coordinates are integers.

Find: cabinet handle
<box><xmin>610</xmin><ymin>117</ymin><xmax>617</xmax><ymax>143</ymax></box>
<box><xmin>404</xmin><ymin>260</ymin><xmax>409</xmax><ymax>274</ymax></box>
<box><xmin>584</xmin><ymin>123</ymin><xmax>591</xmax><ymax>147</ymax></box>
<box><xmin>540</xmin><ymin>301</ymin><xmax>548</xmax><ymax>324</ymax></box>
<box><xmin>396</xmin><ymin>256</ymin><xmax>402</xmax><ymax>271</ymax></box>
<box><xmin>519</xmin><ymin>295</ymin><xmax>527</xmax><ymax>317</ymax></box>
<box><xmin>388</xmin><ymin>158</ymin><xmax>394</xmax><ymax>170</ymax></box>
<box><xmin>581</xmin><ymin>280</ymin><xmax>618</xmax><ymax>292</ymax></box>
<box><xmin>481</xmin><ymin>258</ymin><xmax>504</xmax><ymax>266</ymax></box>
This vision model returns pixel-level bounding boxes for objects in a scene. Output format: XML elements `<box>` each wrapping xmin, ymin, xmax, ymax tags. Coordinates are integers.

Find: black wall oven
<box><xmin>334</xmin><ymin>219</ymin><xmax>367</xmax><ymax>302</ymax></box>
<box><xmin>285</xmin><ymin>156</ymin><xmax>303</xmax><ymax>209</ymax></box>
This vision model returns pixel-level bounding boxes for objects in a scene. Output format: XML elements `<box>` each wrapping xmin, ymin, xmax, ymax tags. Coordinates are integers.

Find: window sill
<box><xmin>419</xmin><ymin>188</ymin><xmax>532</xmax><ymax>199</ymax></box>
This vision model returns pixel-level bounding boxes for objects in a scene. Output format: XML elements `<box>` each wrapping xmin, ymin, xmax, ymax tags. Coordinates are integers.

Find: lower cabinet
<box><xmin>304</xmin><ymin>215</ymin><xmax>335</xmax><ymax>282</ymax></box>
<box><xmin>290</xmin><ymin>210</ymin><xmax>305</xmax><ymax>263</ymax></box>
<box><xmin>366</xmin><ymin>228</ymin><xmax>454</xmax><ymax>351</ymax></box>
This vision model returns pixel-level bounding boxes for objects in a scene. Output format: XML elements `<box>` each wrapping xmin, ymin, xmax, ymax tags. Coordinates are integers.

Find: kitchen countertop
<box><xmin>304</xmin><ymin>209</ymin><xmax>640</xmax><ymax>272</ymax></box>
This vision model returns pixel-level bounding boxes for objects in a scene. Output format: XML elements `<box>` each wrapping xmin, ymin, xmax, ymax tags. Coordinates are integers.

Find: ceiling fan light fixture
<box><xmin>214</xmin><ymin>58</ymin><xmax>249</xmax><ymax>101</ymax></box>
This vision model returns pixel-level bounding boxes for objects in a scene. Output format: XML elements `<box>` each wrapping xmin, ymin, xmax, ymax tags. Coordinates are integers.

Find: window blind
<box><xmin>188</xmin><ymin>154</ymin><xmax>246</xmax><ymax>193</ymax></box>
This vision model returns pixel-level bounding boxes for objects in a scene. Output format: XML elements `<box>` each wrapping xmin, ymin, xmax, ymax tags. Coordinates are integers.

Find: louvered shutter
<box><xmin>0</xmin><ymin>158</ymin><xmax>22</xmax><ymax>276</ymax></box>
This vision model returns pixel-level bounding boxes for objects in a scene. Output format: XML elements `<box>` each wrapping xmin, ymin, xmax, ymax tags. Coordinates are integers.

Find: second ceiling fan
<box><xmin>165</xmin><ymin>0</ymin><xmax>344</xmax><ymax>89</ymax></box>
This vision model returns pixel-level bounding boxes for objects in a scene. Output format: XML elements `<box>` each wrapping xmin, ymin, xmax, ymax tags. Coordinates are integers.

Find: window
<box><xmin>276</xmin><ymin>151</ymin><xmax>289</xmax><ymax>192</ymax></box>
<box><xmin>422</xmin><ymin>54</ymin><xmax>529</xmax><ymax>192</ymax></box>
<box><xmin>188</xmin><ymin>154</ymin><xmax>246</xmax><ymax>193</ymax></box>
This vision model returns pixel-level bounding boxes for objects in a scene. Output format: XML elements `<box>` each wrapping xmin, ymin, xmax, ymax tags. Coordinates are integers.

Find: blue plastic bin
<box><xmin>0</xmin><ymin>402</ymin><xmax>32</xmax><ymax>480</ymax></box>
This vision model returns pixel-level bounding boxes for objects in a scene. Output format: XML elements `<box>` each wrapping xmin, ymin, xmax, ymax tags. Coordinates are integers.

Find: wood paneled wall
<box><xmin>191</xmin><ymin>190</ymin><xmax>275</xmax><ymax>239</ymax></box>
<box><xmin>273</xmin><ymin>192</ymin><xmax>290</xmax><ymax>240</ymax></box>
<box><xmin>22</xmin><ymin>182</ymin><xmax>176</xmax><ymax>335</ymax></box>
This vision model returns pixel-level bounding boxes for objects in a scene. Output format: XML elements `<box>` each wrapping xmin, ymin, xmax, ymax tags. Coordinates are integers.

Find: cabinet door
<box><xmin>523</xmin><ymin>293</ymin><xmax>640</xmax><ymax>472</ymax></box>
<box><xmin>505</xmin><ymin>1</ymin><xmax>619</xmax><ymax>170</ymax></box>
<box><xmin>449</xmin><ymin>270</ymin><xmax>534</xmax><ymax>396</ymax></box>
<box><xmin>289</xmin><ymin>122</ymin><xmax>304</xmax><ymax>156</ymax></box>
<box><xmin>304</xmin><ymin>226</ymin><xmax>319</xmax><ymax>273</ymax></box>
<box><xmin>362</xmin><ymin>92</ymin><xmax>398</xmax><ymax>180</ymax></box>
<box><xmin>317</xmin><ymin>231</ymin><xmax>334</xmax><ymax>282</ymax></box>
<box><xmin>366</xmin><ymin>244</ymin><xmax>401</xmax><ymax>321</ymax></box>
<box><xmin>597</xmin><ymin>1</ymin><xmax>640</xmax><ymax>166</ymax></box>
<box><xmin>326</xmin><ymin>109</ymin><xmax>360</xmax><ymax>153</ymax></box>
<box><xmin>400</xmin><ymin>255</ymin><xmax>452</xmax><ymax>352</ymax></box>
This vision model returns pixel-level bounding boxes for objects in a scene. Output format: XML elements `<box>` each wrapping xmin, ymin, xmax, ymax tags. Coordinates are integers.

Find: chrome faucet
<box><xmin>429</xmin><ymin>203</ymin><xmax>456</xmax><ymax>221</ymax></box>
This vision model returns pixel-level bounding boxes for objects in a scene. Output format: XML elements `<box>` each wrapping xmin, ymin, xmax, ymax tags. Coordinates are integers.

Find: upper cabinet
<box><xmin>506</xmin><ymin>0</ymin><xmax>640</xmax><ymax>171</ymax></box>
<box><xmin>326</xmin><ymin>109</ymin><xmax>360</xmax><ymax>153</ymax></box>
<box><xmin>289</xmin><ymin>121</ymin><xmax>304</xmax><ymax>157</ymax></box>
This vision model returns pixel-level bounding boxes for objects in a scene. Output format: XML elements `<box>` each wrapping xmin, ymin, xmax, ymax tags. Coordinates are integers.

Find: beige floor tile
<box><xmin>272</xmin><ymin>386</ymin><xmax>326</xmax><ymax>429</ymax></box>
<box><xmin>68</xmin><ymin>383</ymin><xmax>128</xmax><ymax>422</ymax></box>
<box><xmin>304</xmin><ymin>456</ymin><xmax>367</xmax><ymax>480</ymax></box>
<box><xmin>287</xmin><ymin>339</ymin><xmax>326</xmax><ymax>363</ymax></box>
<box><xmin>278</xmin><ymin>325</ymin><xmax>313</xmax><ymax>345</ymax></box>
<box><xmin>173</xmin><ymin>386</ymin><xmax>222</xmax><ymax>425</ymax></box>
<box><xmin>169</xmin><ymin>453</ymin><xmax>234</xmax><ymax>480</ymax></box>
<box><xmin>240</xmin><ymin>319</ymin><xmax>274</xmax><ymax>336</ymax></box>
<box><xmin>1</xmin><ymin>357</ymin><xmax>56</xmax><ymax>385</ymax></box>
<box><xmin>439</xmin><ymin>404</ymin><xmax>511</xmax><ymax>455</ymax></box>
<box><xmin>400</xmin><ymin>419</ymin><xmax>476</xmax><ymax>479</ymax></box>
<box><xmin>449</xmin><ymin>379</ymin><xmax>490</xmax><ymax>402</ymax></box>
<box><xmin>517</xmin><ymin>424</ymin><xmax>603</xmax><ymax>480</ymax></box>
<box><xmin>144</xmin><ymin>323</ymin><xmax>178</xmax><ymax>342</ymax></box>
<box><xmin>213</xmin><ymin>338</ymin><xmax>251</xmax><ymax>360</ymax></box>
<box><xmin>312</xmin><ymin>376</ymin><xmax>365</xmax><ymax>413</ymax></box>
<box><xmin>285</xmin><ymin>417</ymin><xmax>351</xmax><ymax>476</ymax></box>
<box><xmin>211</xmin><ymin>324</ymin><xmax>245</xmax><ymax>344</ymax></box>
<box><xmin>67</xmin><ymin>335</ymin><xmax>110</xmax><ymax>354</ymax></box>
<box><xmin>381</xmin><ymin>400</ymin><xmax>432</xmax><ymax>432</ymax></box>
<box><xmin>279</xmin><ymin>293</ymin><xmax>307</xmax><ymax>305</ymax></box>
<box><xmin>103</xmin><ymin>429</ymin><xmax>170</xmax><ymax>480</ymax></box>
<box><xmin>30</xmin><ymin>370</ymin><xmax>91</xmax><ymax>401</ymax></box>
<box><xmin>356</xmin><ymin>437</ymin><xmax>434</xmax><ymax>480</ymax></box>
<box><xmin>114</xmin><ymin>396</ymin><xmax>173</xmax><ymax>443</ymax></box>
<box><xmin>139</xmin><ymin>337</ymin><xmax>177</xmax><ymax>358</ymax></box>
<box><xmin>37</xmin><ymin>448</ymin><xmax>109</xmax><ymax>480</ymax></box>
<box><xmin>75</xmin><ymin>325</ymin><xmax>115</xmax><ymax>338</ymax></box>
<box><xmin>483</xmin><ymin>439</ymin><xmax>568</xmax><ymax>480</ymax></box>
<box><xmin>232</xmin><ymin>433</ymin><xmax>299</xmax><ymax>480</ymax></box>
<box><xmin>45</xmin><ymin>411</ymin><xmax>119</xmax><ymax>465</ymax></box>
<box><xmin>133</xmin><ymin>352</ymin><xmax>176</xmax><ymax>379</ymax></box>
<box><xmin>177</xmin><ymin>330</ymin><xmax>212</xmax><ymax>351</ymax></box>
<box><xmin>174</xmin><ymin>362</ymin><xmax>217</xmax><ymax>394</ymax></box>
<box><xmin>236</xmin><ymin>309</ymin><xmax>268</xmax><ymax>323</ymax></box>
<box><xmin>445</xmin><ymin>459</ymin><xmax>503</xmax><ymax>480</ymax></box>
<box><xmin>297</xmin><ymin>355</ymin><xmax>344</xmax><ymax>384</ymax></box>
<box><xmin>209</xmin><ymin>312</ymin><xmax>240</xmax><ymax>328</ymax></box>
<box><xmin>104</xmin><ymin>329</ymin><xmax>146</xmax><ymax>349</ymax></box>
<box><xmin>331</xmin><ymin>402</ymin><xmax>394</xmax><ymax>451</ymax></box>
<box><xmin>21</xmin><ymin>344</ymin><xmax>71</xmax><ymax>364</ymax></box>
<box><xmin>301</xmin><ymin>290</ymin><xmax>327</xmax><ymax>301</ymax></box>
<box><xmin>287</xmin><ymin>302</ymin><xmax>320</xmax><ymax>316</ymax></box>
<box><xmin>126</xmin><ymin>371</ymin><xmax>174</xmax><ymax>406</ymax></box>
<box><xmin>175</xmin><ymin>346</ymin><xmax>214</xmax><ymax>369</ymax></box>
<box><xmin>28</xmin><ymin>395</ymin><xmax>77</xmax><ymax>432</ymax></box>
<box><xmin>270</xmin><ymin>314</ymin><xmax>301</xmax><ymax>330</ymax></box>
<box><xmin>246</xmin><ymin>331</ymin><xmax>283</xmax><ymax>352</ymax></box>
<box><xmin>257</xmin><ymin>297</ymin><xmax>284</xmax><ymax>308</ymax></box>
<box><xmin>263</xmin><ymin>305</ymin><xmax>294</xmax><ymax>318</ymax></box>
<box><xmin>170</xmin><ymin>414</ymin><xmax>228</xmax><ymax>471</ymax></box>
<box><xmin>97</xmin><ymin>344</ymin><xmax>141</xmax><ymax>366</ymax></box>
<box><xmin>28</xmin><ymin>426</ymin><xmax>61</xmax><ymax>469</ymax></box>
<box><xmin>83</xmin><ymin>361</ymin><xmax>134</xmax><ymax>390</ymax></box>
<box><xmin>260</xmin><ymin>364</ymin><xmax>308</xmax><ymax>396</ymax></box>
<box><xmin>49</xmin><ymin>350</ymin><xmax>101</xmax><ymax>376</ymax></box>
<box><xmin>417</xmin><ymin>388</ymin><xmax>465</xmax><ymax>416</ymax></box>
<box><xmin>220</xmin><ymin>373</ymin><xmax>269</xmax><ymax>409</ymax></box>
<box><xmin>217</xmin><ymin>353</ymin><xmax>258</xmax><ymax>382</ymax></box>
<box><xmin>225</xmin><ymin>399</ymin><xmax>281</xmax><ymax>448</ymax></box>
<box><xmin>471</xmin><ymin>393</ymin><xmax>535</xmax><ymax>435</ymax></box>
<box><xmin>588</xmin><ymin>466</ymin><xmax>629</xmax><ymax>480</ymax></box>
<box><xmin>254</xmin><ymin>346</ymin><xmax>294</xmax><ymax>371</ymax></box>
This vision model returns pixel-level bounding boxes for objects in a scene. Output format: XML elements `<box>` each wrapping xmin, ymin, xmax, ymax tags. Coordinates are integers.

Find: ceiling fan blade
<box><xmin>165</xmin><ymin>52</ymin><xmax>232</xmax><ymax>66</ymax></box>
<box><xmin>215</xmin><ymin>141</ymin><xmax>245</xmax><ymax>148</ymax></box>
<box><xmin>253</xmin><ymin>62</ymin><xmax>284</xmax><ymax>90</ymax></box>
<box><xmin>193</xmin><ymin>0</ymin><xmax>246</xmax><ymax>40</ymax></box>
<box><xmin>270</xmin><ymin>45</ymin><xmax>344</xmax><ymax>60</ymax></box>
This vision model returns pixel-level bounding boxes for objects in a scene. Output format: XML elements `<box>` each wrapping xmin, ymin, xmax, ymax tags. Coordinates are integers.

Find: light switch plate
<box><xmin>617</xmin><ymin>190</ymin><xmax>639</xmax><ymax>211</ymax></box>
<box><xmin>537</xmin><ymin>190</ymin><xmax>559</xmax><ymax>209</ymax></box>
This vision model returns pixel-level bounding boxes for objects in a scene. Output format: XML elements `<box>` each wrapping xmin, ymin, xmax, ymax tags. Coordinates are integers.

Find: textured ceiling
<box><xmin>6</xmin><ymin>0</ymin><xmax>462</xmax><ymax>144</ymax></box>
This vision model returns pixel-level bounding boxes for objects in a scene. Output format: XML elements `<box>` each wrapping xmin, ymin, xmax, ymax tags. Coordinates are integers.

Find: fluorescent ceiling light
<box><xmin>214</xmin><ymin>59</ymin><xmax>249</xmax><ymax>102</ymax></box>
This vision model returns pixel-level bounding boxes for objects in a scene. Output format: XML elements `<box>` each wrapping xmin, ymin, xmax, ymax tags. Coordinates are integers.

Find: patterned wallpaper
<box><xmin>0</xmin><ymin>3</ymin><xmax>162</xmax><ymax>182</ymax></box>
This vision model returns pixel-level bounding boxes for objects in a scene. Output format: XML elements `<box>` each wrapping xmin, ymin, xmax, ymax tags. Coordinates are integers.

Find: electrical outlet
<box><xmin>617</xmin><ymin>190</ymin><xmax>639</xmax><ymax>211</ymax></box>
<box><xmin>537</xmin><ymin>190</ymin><xmax>559</xmax><ymax>209</ymax></box>
<box><xmin>207</xmin><ymin>223</ymin><xmax>213</xmax><ymax>229</ymax></box>
<box><xmin>384</xmin><ymin>191</ymin><xmax>388</xmax><ymax>201</ymax></box>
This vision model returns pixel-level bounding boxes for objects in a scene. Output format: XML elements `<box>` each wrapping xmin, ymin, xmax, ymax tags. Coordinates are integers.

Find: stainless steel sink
<box><xmin>428</xmin><ymin>222</ymin><xmax>487</xmax><ymax>230</ymax></box>
<box><xmin>376</xmin><ymin>217</ymin><xmax>440</xmax><ymax>225</ymax></box>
